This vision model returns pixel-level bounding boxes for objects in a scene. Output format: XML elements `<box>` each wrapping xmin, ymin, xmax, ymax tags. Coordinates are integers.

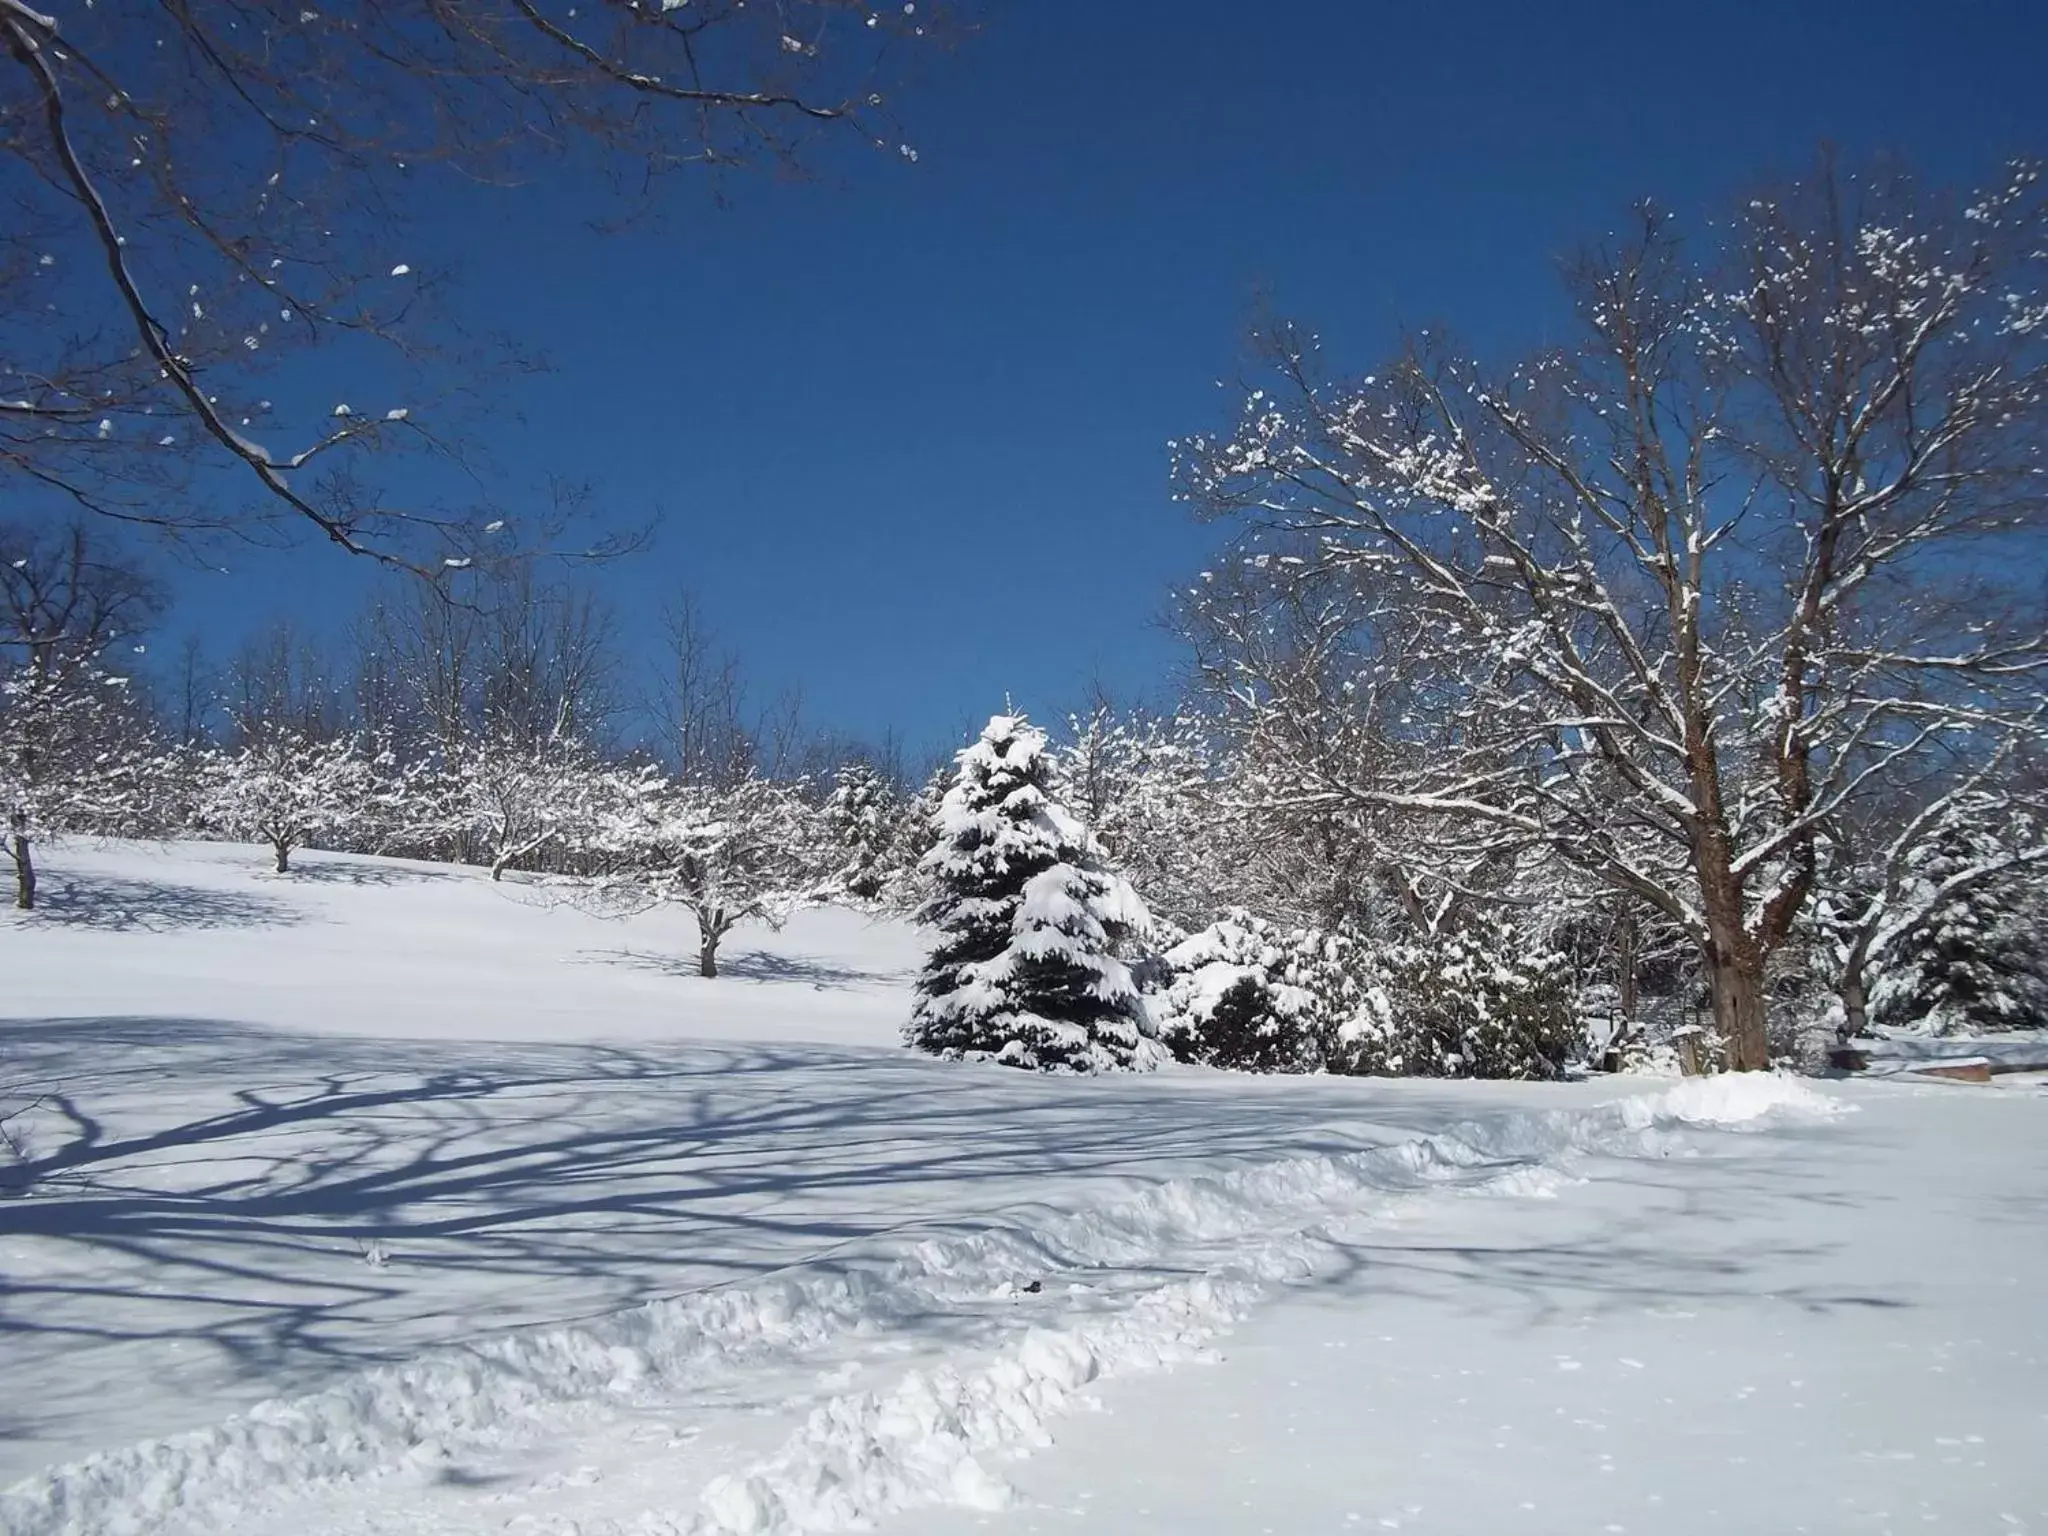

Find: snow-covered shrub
<box><xmin>1154</xmin><ymin>910</ymin><xmax>1360</xmax><ymax>1073</ymax></box>
<box><xmin>1339</xmin><ymin>916</ymin><xmax>1577</xmax><ymax>1080</ymax></box>
<box><xmin>908</xmin><ymin>713</ymin><xmax>1157</xmax><ymax>1073</ymax></box>
<box><xmin>1869</xmin><ymin>806</ymin><xmax>2048</xmax><ymax>1035</ymax></box>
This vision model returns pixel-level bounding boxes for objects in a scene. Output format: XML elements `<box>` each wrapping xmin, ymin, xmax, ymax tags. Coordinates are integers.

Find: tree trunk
<box><xmin>9</xmin><ymin>820</ymin><xmax>34</xmax><ymax>911</ymax></box>
<box><xmin>697</xmin><ymin>926</ymin><xmax>720</xmax><ymax>979</ymax></box>
<box><xmin>1616</xmin><ymin>911</ymin><xmax>1640</xmax><ymax>1021</ymax></box>
<box><xmin>1705</xmin><ymin>935</ymin><xmax>1771</xmax><ymax>1072</ymax></box>
<box><xmin>273</xmin><ymin>839</ymin><xmax>291</xmax><ymax>874</ymax></box>
<box><xmin>1837</xmin><ymin>954</ymin><xmax>1870</xmax><ymax>1043</ymax></box>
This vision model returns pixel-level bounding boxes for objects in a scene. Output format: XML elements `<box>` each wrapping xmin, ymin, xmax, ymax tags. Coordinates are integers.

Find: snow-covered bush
<box><xmin>1154</xmin><ymin>910</ymin><xmax>1361</xmax><ymax>1073</ymax></box>
<box><xmin>1340</xmin><ymin>916</ymin><xmax>1577</xmax><ymax>1080</ymax></box>
<box><xmin>198</xmin><ymin>732</ymin><xmax>377</xmax><ymax>873</ymax></box>
<box><xmin>908</xmin><ymin>713</ymin><xmax>1157</xmax><ymax>1073</ymax></box>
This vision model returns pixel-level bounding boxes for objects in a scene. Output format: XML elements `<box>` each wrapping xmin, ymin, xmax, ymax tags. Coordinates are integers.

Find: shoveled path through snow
<box><xmin>893</xmin><ymin>1078</ymin><xmax>2048</xmax><ymax>1536</ymax></box>
<box><xmin>1</xmin><ymin>1074</ymin><xmax>1896</xmax><ymax>1536</ymax></box>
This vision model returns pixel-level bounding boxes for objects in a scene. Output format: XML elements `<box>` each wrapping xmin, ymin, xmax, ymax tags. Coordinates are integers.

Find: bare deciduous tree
<box><xmin>0</xmin><ymin>520</ymin><xmax>163</xmax><ymax>683</ymax></box>
<box><xmin>645</xmin><ymin>591</ymin><xmax>754</xmax><ymax>786</ymax></box>
<box><xmin>1179</xmin><ymin>160</ymin><xmax>2048</xmax><ymax>1070</ymax></box>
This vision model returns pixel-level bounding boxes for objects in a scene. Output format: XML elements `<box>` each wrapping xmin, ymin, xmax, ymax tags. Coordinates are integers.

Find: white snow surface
<box><xmin>4</xmin><ymin>841</ymin><xmax>2045</xmax><ymax>1536</ymax></box>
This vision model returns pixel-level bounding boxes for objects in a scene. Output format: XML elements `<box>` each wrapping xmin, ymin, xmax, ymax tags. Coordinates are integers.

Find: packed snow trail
<box><xmin>894</xmin><ymin>1078</ymin><xmax>2048</xmax><ymax>1536</ymax></box>
<box><xmin>2</xmin><ymin>841</ymin><xmax>1619</xmax><ymax>1483</ymax></box>
<box><xmin>0</xmin><ymin>1075</ymin><xmax>1846</xmax><ymax>1536</ymax></box>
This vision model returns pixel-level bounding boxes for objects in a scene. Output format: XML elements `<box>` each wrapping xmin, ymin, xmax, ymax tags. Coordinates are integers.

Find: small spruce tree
<box><xmin>823</xmin><ymin>761</ymin><xmax>898</xmax><ymax>903</ymax></box>
<box><xmin>907</xmin><ymin>713</ymin><xmax>1156</xmax><ymax>1071</ymax></box>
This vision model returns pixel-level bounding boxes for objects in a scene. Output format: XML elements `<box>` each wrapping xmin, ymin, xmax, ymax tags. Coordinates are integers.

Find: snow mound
<box><xmin>1614</xmin><ymin>1071</ymin><xmax>1849</xmax><ymax>1129</ymax></box>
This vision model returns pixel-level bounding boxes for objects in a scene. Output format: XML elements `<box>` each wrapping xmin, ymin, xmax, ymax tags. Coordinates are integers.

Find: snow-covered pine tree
<box><xmin>882</xmin><ymin>762</ymin><xmax>951</xmax><ymax>911</ymax></box>
<box><xmin>908</xmin><ymin>713</ymin><xmax>1157</xmax><ymax>1072</ymax></box>
<box><xmin>1868</xmin><ymin>802</ymin><xmax>2048</xmax><ymax>1035</ymax></box>
<box><xmin>822</xmin><ymin>761</ymin><xmax>898</xmax><ymax>903</ymax></box>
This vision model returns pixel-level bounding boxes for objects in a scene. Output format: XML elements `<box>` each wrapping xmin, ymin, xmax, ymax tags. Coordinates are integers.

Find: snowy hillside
<box><xmin>5</xmin><ymin>838</ymin><xmax>926</xmax><ymax>1046</ymax></box>
<box><xmin>4</xmin><ymin>840</ymin><xmax>2046</xmax><ymax>1536</ymax></box>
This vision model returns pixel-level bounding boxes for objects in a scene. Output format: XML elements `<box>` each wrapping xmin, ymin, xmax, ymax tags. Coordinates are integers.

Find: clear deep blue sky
<box><xmin>170</xmin><ymin>0</ymin><xmax>2048</xmax><ymax>755</ymax></box>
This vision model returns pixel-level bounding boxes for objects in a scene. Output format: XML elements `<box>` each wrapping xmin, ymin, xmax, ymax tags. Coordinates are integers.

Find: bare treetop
<box><xmin>1</xmin><ymin>0</ymin><xmax>944</xmax><ymax>566</ymax></box>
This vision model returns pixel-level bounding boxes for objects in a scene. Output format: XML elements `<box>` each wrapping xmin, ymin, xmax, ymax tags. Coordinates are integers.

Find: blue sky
<box><xmin>168</xmin><ymin>0</ymin><xmax>2048</xmax><ymax>757</ymax></box>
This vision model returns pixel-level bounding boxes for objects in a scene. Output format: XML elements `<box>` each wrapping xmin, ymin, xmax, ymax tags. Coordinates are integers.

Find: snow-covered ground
<box><xmin>4</xmin><ymin>841</ymin><xmax>2045</xmax><ymax>1536</ymax></box>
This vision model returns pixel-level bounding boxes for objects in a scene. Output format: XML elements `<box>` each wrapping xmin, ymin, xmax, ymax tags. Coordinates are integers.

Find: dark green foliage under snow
<box><xmin>1344</xmin><ymin>917</ymin><xmax>1578</xmax><ymax>1080</ymax></box>
<box><xmin>821</xmin><ymin>761</ymin><xmax>900</xmax><ymax>903</ymax></box>
<box><xmin>1152</xmin><ymin>908</ymin><xmax>1579</xmax><ymax>1081</ymax></box>
<box><xmin>1154</xmin><ymin>911</ymin><xmax>1362</xmax><ymax>1073</ymax></box>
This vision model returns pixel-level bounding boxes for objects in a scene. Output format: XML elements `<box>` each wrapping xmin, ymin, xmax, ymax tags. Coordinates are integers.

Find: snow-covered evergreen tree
<box><xmin>822</xmin><ymin>761</ymin><xmax>900</xmax><ymax>903</ymax></box>
<box><xmin>1868</xmin><ymin>803</ymin><xmax>2048</xmax><ymax>1035</ymax></box>
<box><xmin>882</xmin><ymin>763</ymin><xmax>951</xmax><ymax>911</ymax></box>
<box><xmin>1154</xmin><ymin>910</ymin><xmax>1362</xmax><ymax>1073</ymax></box>
<box><xmin>908</xmin><ymin>713</ymin><xmax>1156</xmax><ymax>1072</ymax></box>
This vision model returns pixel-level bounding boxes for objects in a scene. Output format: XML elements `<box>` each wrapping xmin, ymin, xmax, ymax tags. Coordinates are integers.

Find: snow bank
<box><xmin>0</xmin><ymin>1075</ymin><xmax>1848</xmax><ymax>1536</ymax></box>
<box><xmin>1610</xmin><ymin>1070</ymin><xmax>1850</xmax><ymax>1130</ymax></box>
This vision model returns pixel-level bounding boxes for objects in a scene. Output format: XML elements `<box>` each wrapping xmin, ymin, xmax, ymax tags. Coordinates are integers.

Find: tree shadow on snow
<box><xmin>1286</xmin><ymin>1121</ymin><xmax>1926</xmax><ymax>1322</ymax></box>
<box><xmin>15</xmin><ymin>873</ymin><xmax>302</xmax><ymax>934</ymax></box>
<box><xmin>269</xmin><ymin>858</ymin><xmax>457</xmax><ymax>888</ymax></box>
<box><xmin>0</xmin><ymin>1017</ymin><xmax>1921</xmax><ymax>1459</ymax></box>
<box><xmin>0</xmin><ymin>1015</ymin><xmax>1410</xmax><ymax>1403</ymax></box>
<box><xmin>580</xmin><ymin>945</ymin><xmax>906</xmax><ymax>989</ymax></box>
